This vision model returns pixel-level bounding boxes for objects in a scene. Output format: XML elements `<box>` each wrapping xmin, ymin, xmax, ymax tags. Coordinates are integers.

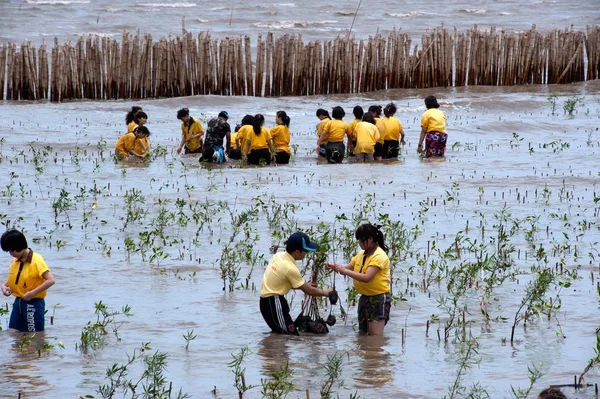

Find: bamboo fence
<box><xmin>1</xmin><ymin>25</ymin><xmax>598</xmax><ymax>101</ymax></box>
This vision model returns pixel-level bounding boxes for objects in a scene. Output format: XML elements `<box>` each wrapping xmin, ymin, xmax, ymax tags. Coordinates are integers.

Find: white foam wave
<box><xmin>496</xmin><ymin>11</ymin><xmax>511</xmax><ymax>15</ymax></box>
<box><xmin>272</xmin><ymin>3</ymin><xmax>296</xmax><ymax>6</ymax></box>
<box><xmin>253</xmin><ymin>20</ymin><xmax>337</xmax><ymax>29</ymax></box>
<box><xmin>459</xmin><ymin>8</ymin><xmax>487</xmax><ymax>14</ymax></box>
<box><xmin>336</xmin><ymin>11</ymin><xmax>355</xmax><ymax>16</ymax></box>
<box><xmin>25</xmin><ymin>0</ymin><xmax>89</xmax><ymax>4</ymax></box>
<box><xmin>210</xmin><ymin>6</ymin><xmax>228</xmax><ymax>11</ymax></box>
<box><xmin>388</xmin><ymin>11</ymin><xmax>421</xmax><ymax>17</ymax></box>
<box><xmin>139</xmin><ymin>2</ymin><xmax>196</xmax><ymax>7</ymax></box>
<box><xmin>105</xmin><ymin>8</ymin><xmax>121</xmax><ymax>13</ymax></box>
<box><xmin>196</xmin><ymin>18</ymin><xmax>208</xmax><ymax>23</ymax></box>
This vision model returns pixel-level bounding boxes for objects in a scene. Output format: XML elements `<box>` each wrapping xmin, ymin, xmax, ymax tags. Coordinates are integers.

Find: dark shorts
<box><xmin>228</xmin><ymin>148</ymin><xmax>242</xmax><ymax>160</ymax></box>
<box><xmin>373</xmin><ymin>142</ymin><xmax>383</xmax><ymax>158</ymax></box>
<box><xmin>9</xmin><ymin>297</ymin><xmax>46</xmax><ymax>332</ymax></box>
<box><xmin>382</xmin><ymin>140</ymin><xmax>400</xmax><ymax>159</ymax></box>
<box><xmin>184</xmin><ymin>146</ymin><xmax>203</xmax><ymax>154</ymax></box>
<box><xmin>325</xmin><ymin>142</ymin><xmax>345</xmax><ymax>163</ymax></box>
<box><xmin>425</xmin><ymin>132</ymin><xmax>447</xmax><ymax>157</ymax></box>
<box><xmin>358</xmin><ymin>293</ymin><xmax>391</xmax><ymax>332</ymax></box>
<box><xmin>260</xmin><ymin>295</ymin><xmax>299</xmax><ymax>335</ymax></box>
<box><xmin>318</xmin><ymin>144</ymin><xmax>327</xmax><ymax>158</ymax></box>
<box><xmin>275</xmin><ymin>151</ymin><xmax>290</xmax><ymax>164</ymax></box>
<box><xmin>248</xmin><ymin>148</ymin><xmax>272</xmax><ymax>165</ymax></box>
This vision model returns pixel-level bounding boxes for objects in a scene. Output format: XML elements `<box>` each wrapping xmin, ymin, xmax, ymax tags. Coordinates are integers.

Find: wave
<box><xmin>387</xmin><ymin>11</ymin><xmax>421</xmax><ymax>17</ymax></box>
<box><xmin>459</xmin><ymin>8</ymin><xmax>487</xmax><ymax>14</ymax></box>
<box><xmin>104</xmin><ymin>8</ymin><xmax>122</xmax><ymax>13</ymax></box>
<box><xmin>496</xmin><ymin>11</ymin><xmax>511</xmax><ymax>15</ymax></box>
<box><xmin>25</xmin><ymin>0</ymin><xmax>90</xmax><ymax>4</ymax></box>
<box><xmin>196</xmin><ymin>19</ymin><xmax>209</xmax><ymax>23</ymax></box>
<box><xmin>335</xmin><ymin>11</ymin><xmax>355</xmax><ymax>16</ymax></box>
<box><xmin>253</xmin><ymin>20</ymin><xmax>337</xmax><ymax>29</ymax></box>
<box><xmin>271</xmin><ymin>3</ymin><xmax>296</xmax><ymax>6</ymax></box>
<box><xmin>139</xmin><ymin>2</ymin><xmax>196</xmax><ymax>7</ymax></box>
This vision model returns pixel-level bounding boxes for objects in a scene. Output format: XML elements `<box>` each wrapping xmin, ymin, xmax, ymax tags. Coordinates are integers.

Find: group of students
<box><xmin>316</xmin><ymin>95</ymin><xmax>448</xmax><ymax>163</ymax></box>
<box><xmin>114</xmin><ymin>95</ymin><xmax>448</xmax><ymax>165</ymax></box>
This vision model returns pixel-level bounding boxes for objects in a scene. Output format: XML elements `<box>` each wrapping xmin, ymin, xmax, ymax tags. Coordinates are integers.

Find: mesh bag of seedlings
<box><xmin>294</xmin><ymin>297</ymin><xmax>329</xmax><ymax>334</ymax></box>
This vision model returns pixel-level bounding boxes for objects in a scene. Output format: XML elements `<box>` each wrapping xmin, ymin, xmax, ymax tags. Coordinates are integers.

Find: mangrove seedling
<box><xmin>563</xmin><ymin>95</ymin><xmax>584</xmax><ymax>116</ymax></box>
<box><xmin>320</xmin><ymin>352</ymin><xmax>345</xmax><ymax>399</ymax></box>
<box><xmin>260</xmin><ymin>361</ymin><xmax>295</xmax><ymax>399</ymax></box>
<box><xmin>183</xmin><ymin>329</ymin><xmax>197</xmax><ymax>350</ymax></box>
<box><xmin>228</xmin><ymin>345</ymin><xmax>255</xmax><ymax>398</ymax></box>
<box><xmin>510</xmin><ymin>363</ymin><xmax>545</xmax><ymax>399</ymax></box>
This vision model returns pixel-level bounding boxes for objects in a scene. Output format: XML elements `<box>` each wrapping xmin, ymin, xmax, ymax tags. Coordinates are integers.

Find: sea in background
<box><xmin>1</xmin><ymin>1</ymin><xmax>600</xmax><ymax>399</ymax></box>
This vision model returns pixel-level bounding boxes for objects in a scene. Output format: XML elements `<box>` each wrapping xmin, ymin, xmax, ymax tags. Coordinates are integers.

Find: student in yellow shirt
<box><xmin>115</xmin><ymin>126</ymin><xmax>151</xmax><ymax>160</ymax></box>
<box><xmin>353</xmin><ymin>112</ymin><xmax>380</xmax><ymax>162</ymax></box>
<box><xmin>418</xmin><ymin>95</ymin><xmax>448</xmax><ymax>158</ymax></box>
<box><xmin>176</xmin><ymin>108</ymin><xmax>204</xmax><ymax>155</ymax></box>
<box><xmin>381</xmin><ymin>102</ymin><xmax>405</xmax><ymax>159</ymax></box>
<box><xmin>244</xmin><ymin>114</ymin><xmax>276</xmax><ymax>165</ymax></box>
<box><xmin>270</xmin><ymin>111</ymin><xmax>292</xmax><ymax>164</ymax></box>
<box><xmin>315</xmin><ymin>108</ymin><xmax>331</xmax><ymax>158</ymax></box>
<box><xmin>327</xmin><ymin>223</ymin><xmax>391</xmax><ymax>336</ymax></box>
<box><xmin>125</xmin><ymin>106</ymin><xmax>142</xmax><ymax>132</ymax></box>
<box><xmin>347</xmin><ymin>106</ymin><xmax>364</xmax><ymax>157</ymax></box>
<box><xmin>318</xmin><ymin>106</ymin><xmax>351</xmax><ymax>164</ymax></box>
<box><xmin>369</xmin><ymin>105</ymin><xmax>386</xmax><ymax>161</ymax></box>
<box><xmin>1</xmin><ymin>229</ymin><xmax>55</xmax><ymax>332</ymax></box>
<box><xmin>230</xmin><ymin>114</ymin><xmax>254</xmax><ymax>160</ymax></box>
<box><xmin>260</xmin><ymin>232</ymin><xmax>333</xmax><ymax>335</ymax></box>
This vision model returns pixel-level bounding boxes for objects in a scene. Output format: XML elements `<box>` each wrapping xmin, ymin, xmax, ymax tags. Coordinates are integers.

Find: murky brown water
<box><xmin>0</xmin><ymin>80</ymin><xmax>599</xmax><ymax>398</ymax></box>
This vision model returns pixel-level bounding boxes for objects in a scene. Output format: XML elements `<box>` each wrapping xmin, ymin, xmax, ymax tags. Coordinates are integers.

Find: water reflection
<box><xmin>353</xmin><ymin>335</ymin><xmax>394</xmax><ymax>387</ymax></box>
<box><xmin>257</xmin><ymin>333</ymin><xmax>293</xmax><ymax>376</ymax></box>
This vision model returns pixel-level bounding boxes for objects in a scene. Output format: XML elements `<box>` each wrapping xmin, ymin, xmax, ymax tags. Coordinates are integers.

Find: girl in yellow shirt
<box><xmin>347</xmin><ymin>106</ymin><xmax>364</xmax><ymax>156</ymax></box>
<box><xmin>176</xmin><ymin>108</ymin><xmax>205</xmax><ymax>154</ymax></box>
<box><xmin>327</xmin><ymin>223</ymin><xmax>391</xmax><ymax>335</ymax></box>
<box><xmin>125</xmin><ymin>106</ymin><xmax>142</xmax><ymax>132</ymax></box>
<box><xmin>244</xmin><ymin>114</ymin><xmax>275</xmax><ymax>165</ymax></box>
<box><xmin>315</xmin><ymin>108</ymin><xmax>331</xmax><ymax>158</ymax></box>
<box><xmin>115</xmin><ymin>126</ymin><xmax>151</xmax><ymax>160</ymax></box>
<box><xmin>382</xmin><ymin>102</ymin><xmax>405</xmax><ymax>159</ymax></box>
<box><xmin>418</xmin><ymin>95</ymin><xmax>448</xmax><ymax>158</ymax></box>
<box><xmin>353</xmin><ymin>112</ymin><xmax>380</xmax><ymax>162</ymax></box>
<box><xmin>369</xmin><ymin>105</ymin><xmax>386</xmax><ymax>160</ymax></box>
<box><xmin>270</xmin><ymin>111</ymin><xmax>291</xmax><ymax>164</ymax></box>
<box><xmin>230</xmin><ymin>114</ymin><xmax>254</xmax><ymax>160</ymax></box>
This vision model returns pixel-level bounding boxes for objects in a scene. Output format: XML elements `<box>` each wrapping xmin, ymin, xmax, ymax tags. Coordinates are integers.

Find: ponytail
<box><xmin>277</xmin><ymin>110</ymin><xmax>290</xmax><ymax>127</ymax></box>
<box><xmin>355</xmin><ymin>223</ymin><xmax>388</xmax><ymax>253</ymax></box>
<box><xmin>253</xmin><ymin>113</ymin><xmax>264</xmax><ymax>135</ymax></box>
<box><xmin>126</xmin><ymin>106</ymin><xmax>142</xmax><ymax>124</ymax></box>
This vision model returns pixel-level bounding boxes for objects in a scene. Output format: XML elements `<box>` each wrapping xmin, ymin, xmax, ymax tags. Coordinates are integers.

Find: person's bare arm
<box><xmin>22</xmin><ymin>271</ymin><xmax>55</xmax><ymax>301</ymax></box>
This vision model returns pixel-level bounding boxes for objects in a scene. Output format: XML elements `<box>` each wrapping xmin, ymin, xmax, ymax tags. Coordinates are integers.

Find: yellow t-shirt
<box><xmin>374</xmin><ymin>117</ymin><xmax>387</xmax><ymax>144</ymax></box>
<box><xmin>115</xmin><ymin>133</ymin><xmax>148</xmax><ymax>159</ymax></box>
<box><xmin>127</xmin><ymin>121</ymin><xmax>138</xmax><ymax>133</ymax></box>
<box><xmin>181</xmin><ymin>118</ymin><xmax>204</xmax><ymax>152</ymax></box>
<box><xmin>237</xmin><ymin>125</ymin><xmax>253</xmax><ymax>152</ymax></box>
<box><xmin>353</xmin><ymin>122</ymin><xmax>380</xmax><ymax>154</ymax></box>
<box><xmin>270</xmin><ymin>125</ymin><xmax>291</xmax><ymax>153</ymax></box>
<box><xmin>246</xmin><ymin>127</ymin><xmax>272</xmax><ymax>152</ymax></box>
<box><xmin>316</xmin><ymin>118</ymin><xmax>330</xmax><ymax>136</ymax></box>
<box><xmin>7</xmin><ymin>251</ymin><xmax>51</xmax><ymax>299</ymax></box>
<box><xmin>350</xmin><ymin>247</ymin><xmax>390</xmax><ymax>296</ymax></box>
<box><xmin>260</xmin><ymin>251</ymin><xmax>306</xmax><ymax>297</ymax></box>
<box><xmin>421</xmin><ymin>108</ymin><xmax>447</xmax><ymax>133</ymax></box>
<box><xmin>322</xmin><ymin>119</ymin><xmax>349</xmax><ymax>143</ymax></box>
<box><xmin>347</xmin><ymin>118</ymin><xmax>361</xmax><ymax>140</ymax></box>
<box><xmin>382</xmin><ymin>116</ymin><xmax>403</xmax><ymax>141</ymax></box>
<box><xmin>230</xmin><ymin>132</ymin><xmax>239</xmax><ymax>150</ymax></box>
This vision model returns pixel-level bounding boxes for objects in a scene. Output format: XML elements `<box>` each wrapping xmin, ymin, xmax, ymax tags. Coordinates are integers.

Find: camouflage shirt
<box><xmin>204</xmin><ymin>117</ymin><xmax>231</xmax><ymax>149</ymax></box>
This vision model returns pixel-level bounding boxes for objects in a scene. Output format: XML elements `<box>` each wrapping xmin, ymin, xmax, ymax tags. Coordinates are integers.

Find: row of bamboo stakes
<box><xmin>1</xmin><ymin>25</ymin><xmax>599</xmax><ymax>101</ymax></box>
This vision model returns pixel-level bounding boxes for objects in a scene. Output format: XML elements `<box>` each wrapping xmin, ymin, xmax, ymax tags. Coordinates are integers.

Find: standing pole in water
<box><xmin>348</xmin><ymin>0</ymin><xmax>362</xmax><ymax>38</ymax></box>
<box><xmin>229</xmin><ymin>0</ymin><xmax>234</xmax><ymax>26</ymax></box>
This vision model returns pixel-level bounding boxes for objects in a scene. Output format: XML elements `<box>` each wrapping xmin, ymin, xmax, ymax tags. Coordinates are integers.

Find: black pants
<box><xmin>325</xmin><ymin>142</ymin><xmax>345</xmax><ymax>163</ymax></box>
<box><xmin>260</xmin><ymin>296</ymin><xmax>298</xmax><ymax>335</ymax></box>
<box><xmin>228</xmin><ymin>148</ymin><xmax>242</xmax><ymax>160</ymax></box>
<box><xmin>275</xmin><ymin>151</ymin><xmax>290</xmax><ymax>164</ymax></box>
<box><xmin>184</xmin><ymin>146</ymin><xmax>203</xmax><ymax>154</ymax></box>
<box><xmin>382</xmin><ymin>140</ymin><xmax>400</xmax><ymax>159</ymax></box>
<box><xmin>248</xmin><ymin>148</ymin><xmax>271</xmax><ymax>165</ymax></box>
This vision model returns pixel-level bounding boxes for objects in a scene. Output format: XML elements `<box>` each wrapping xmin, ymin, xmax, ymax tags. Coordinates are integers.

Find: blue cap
<box><xmin>218</xmin><ymin>110</ymin><xmax>229</xmax><ymax>119</ymax></box>
<box><xmin>285</xmin><ymin>232</ymin><xmax>318</xmax><ymax>252</ymax></box>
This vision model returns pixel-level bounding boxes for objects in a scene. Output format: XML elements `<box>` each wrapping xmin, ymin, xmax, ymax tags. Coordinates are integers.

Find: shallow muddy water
<box><xmin>0</xmin><ymin>81</ymin><xmax>599</xmax><ymax>398</ymax></box>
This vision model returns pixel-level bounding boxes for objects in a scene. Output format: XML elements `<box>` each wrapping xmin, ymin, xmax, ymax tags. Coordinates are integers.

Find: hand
<box><xmin>417</xmin><ymin>143</ymin><xmax>423</xmax><ymax>153</ymax></box>
<box><xmin>310</xmin><ymin>281</ymin><xmax>318</xmax><ymax>287</ymax></box>
<box><xmin>1</xmin><ymin>283</ymin><xmax>11</xmax><ymax>297</ymax></box>
<box><xmin>22</xmin><ymin>291</ymin><xmax>34</xmax><ymax>301</ymax></box>
<box><xmin>176</xmin><ymin>146</ymin><xmax>182</xmax><ymax>154</ymax></box>
<box><xmin>326</xmin><ymin>262</ymin><xmax>343</xmax><ymax>275</ymax></box>
<box><xmin>401</xmin><ymin>137</ymin><xmax>406</xmax><ymax>145</ymax></box>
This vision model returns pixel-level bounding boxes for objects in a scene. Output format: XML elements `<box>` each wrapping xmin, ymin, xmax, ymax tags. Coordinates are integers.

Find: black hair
<box><xmin>241</xmin><ymin>114</ymin><xmax>254</xmax><ymax>125</ymax></box>
<box><xmin>177</xmin><ymin>108</ymin><xmax>189</xmax><ymax>120</ymax></box>
<box><xmin>134</xmin><ymin>125</ymin><xmax>150</xmax><ymax>137</ymax></box>
<box><xmin>331</xmin><ymin>106</ymin><xmax>345</xmax><ymax>120</ymax></box>
<box><xmin>384</xmin><ymin>102</ymin><xmax>397</xmax><ymax>117</ymax></box>
<box><xmin>316</xmin><ymin>108</ymin><xmax>330</xmax><ymax>119</ymax></box>
<box><xmin>134</xmin><ymin>111</ymin><xmax>148</xmax><ymax>124</ymax></box>
<box><xmin>253</xmin><ymin>114</ymin><xmax>265</xmax><ymax>135</ymax></box>
<box><xmin>1</xmin><ymin>229</ymin><xmax>28</xmax><ymax>252</ymax></box>
<box><xmin>276</xmin><ymin>111</ymin><xmax>290</xmax><ymax>127</ymax></box>
<box><xmin>218</xmin><ymin>111</ymin><xmax>229</xmax><ymax>119</ymax></box>
<box><xmin>353</xmin><ymin>105</ymin><xmax>364</xmax><ymax>119</ymax></box>
<box><xmin>362</xmin><ymin>112</ymin><xmax>376</xmax><ymax>125</ymax></box>
<box><xmin>126</xmin><ymin>106</ymin><xmax>142</xmax><ymax>125</ymax></box>
<box><xmin>537</xmin><ymin>388</ymin><xmax>567</xmax><ymax>399</ymax></box>
<box><xmin>355</xmin><ymin>223</ymin><xmax>388</xmax><ymax>253</ymax></box>
<box><xmin>425</xmin><ymin>95</ymin><xmax>440</xmax><ymax>109</ymax></box>
<box><xmin>368</xmin><ymin>105</ymin><xmax>382</xmax><ymax>117</ymax></box>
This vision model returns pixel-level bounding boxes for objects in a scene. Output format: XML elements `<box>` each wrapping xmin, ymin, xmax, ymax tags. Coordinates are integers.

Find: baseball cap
<box><xmin>218</xmin><ymin>110</ymin><xmax>229</xmax><ymax>119</ymax></box>
<box><xmin>285</xmin><ymin>232</ymin><xmax>318</xmax><ymax>252</ymax></box>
